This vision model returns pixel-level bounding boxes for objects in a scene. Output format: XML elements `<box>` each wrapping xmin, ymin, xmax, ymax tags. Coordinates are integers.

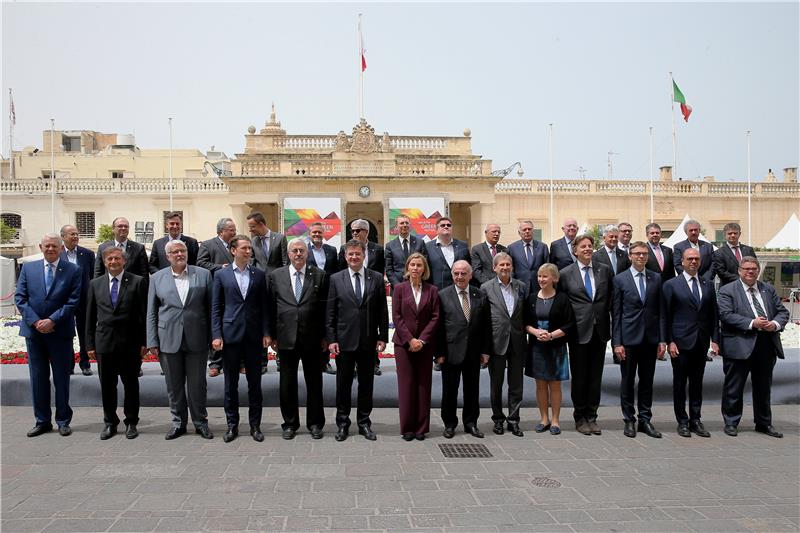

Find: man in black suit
<box><xmin>425</xmin><ymin>216</ymin><xmax>470</xmax><ymax>290</ymax></box>
<box><xmin>326</xmin><ymin>239</ymin><xmax>389</xmax><ymax>442</ymax></box>
<box><xmin>385</xmin><ymin>215</ymin><xmax>427</xmax><ymax>288</ymax></box>
<box><xmin>148</xmin><ymin>212</ymin><xmax>199</xmax><ymax>273</ymax></box>
<box><xmin>247</xmin><ymin>211</ymin><xmax>289</xmax><ymax>274</ymax></box>
<box><xmin>617</xmin><ymin>222</ymin><xmax>633</xmax><ymax>254</ymax></box>
<box><xmin>712</xmin><ymin>222</ymin><xmax>757</xmax><ymax>287</ymax></box>
<box><xmin>268</xmin><ymin>238</ymin><xmax>329</xmax><ymax>440</ymax></box>
<box><xmin>306</xmin><ymin>221</ymin><xmax>339</xmax><ymax>375</ymax></box>
<box><xmin>612</xmin><ymin>241</ymin><xmax>666</xmax><ymax>439</ymax></box>
<box><xmin>644</xmin><ymin>223</ymin><xmax>675</xmax><ymax>282</ymax></box>
<box><xmin>85</xmin><ymin>246</ymin><xmax>148</xmax><ymax>440</ymax></box>
<box><xmin>437</xmin><ymin>260</ymin><xmax>491</xmax><ymax>439</ymax></box>
<box><xmin>60</xmin><ymin>224</ymin><xmax>96</xmax><ymax>376</ymax></box>
<box><xmin>593</xmin><ymin>224</ymin><xmax>630</xmax><ymax>276</ymax></box>
<box><xmin>470</xmin><ymin>223</ymin><xmax>507</xmax><ymax>285</ymax></box>
<box><xmin>549</xmin><ymin>217</ymin><xmax>578</xmax><ymax>271</ymax></box>
<box><xmin>663</xmin><ymin>247</ymin><xmax>719</xmax><ymax>438</ymax></box>
<box><xmin>94</xmin><ymin>217</ymin><xmax>149</xmax><ymax>279</ymax></box>
<box><xmin>558</xmin><ymin>234</ymin><xmax>613</xmax><ymax>435</ymax></box>
<box><xmin>672</xmin><ymin>219</ymin><xmax>714</xmax><ymax>281</ymax></box>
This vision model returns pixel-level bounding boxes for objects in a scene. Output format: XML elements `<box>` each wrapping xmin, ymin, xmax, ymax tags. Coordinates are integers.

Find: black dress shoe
<box><xmin>588</xmin><ymin>420</ymin><xmax>602</xmax><ymax>435</ymax></box>
<box><xmin>27</xmin><ymin>424</ymin><xmax>53</xmax><ymax>437</ymax></box>
<box><xmin>755</xmin><ymin>425</ymin><xmax>783</xmax><ymax>438</ymax></box>
<box><xmin>334</xmin><ymin>427</ymin><xmax>349</xmax><ymax>442</ymax></box>
<box><xmin>373</xmin><ymin>365</ymin><xmax>382</xmax><ymax>376</ymax></box>
<box><xmin>125</xmin><ymin>424</ymin><xmax>138</xmax><ymax>439</ymax></box>
<box><xmin>310</xmin><ymin>426</ymin><xmax>324</xmax><ymax>440</ymax></box>
<box><xmin>58</xmin><ymin>425</ymin><xmax>72</xmax><ymax>436</ymax></box>
<box><xmin>623</xmin><ymin>421</ymin><xmax>637</xmax><ymax>438</ymax></box>
<box><xmin>724</xmin><ymin>425</ymin><xmax>738</xmax><ymax>436</ymax></box>
<box><xmin>638</xmin><ymin>421</ymin><xmax>662</xmax><ymax>438</ymax></box>
<box><xmin>81</xmin><ymin>368</ymin><xmax>93</xmax><ymax>376</ymax></box>
<box><xmin>165</xmin><ymin>427</ymin><xmax>187</xmax><ymax>440</ymax></box>
<box><xmin>689</xmin><ymin>420</ymin><xmax>710</xmax><ymax>438</ymax></box>
<box><xmin>443</xmin><ymin>427</ymin><xmax>455</xmax><ymax>439</ymax></box>
<box><xmin>323</xmin><ymin>363</ymin><xmax>336</xmax><ymax>375</ymax></box>
<box><xmin>358</xmin><ymin>425</ymin><xmax>377</xmax><ymax>441</ymax></box>
<box><xmin>195</xmin><ymin>426</ymin><xmax>214</xmax><ymax>439</ymax></box>
<box><xmin>402</xmin><ymin>433</ymin><xmax>415</xmax><ymax>441</ymax></box>
<box><xmin>100</xmin><ymin>424</ymin><xmax>117</xmax><ymax>440</ymax></box>
<box><xmin>508</xmin><ymin>423</ymin><xmax>524</xmax><ymax>437</ymax></box>
<box><xmin>493</xmin><ymin>422</ymin><xmax>504</xmax><ymax>435</ymax></box>
<box><xmin>250</xmin><ymin>426</ymin><xmax>264</xmax><ymax>442</ymax></box>
<box><xmin>282</xmin><ymin>427</ymin><xmax>296</xmax><ymax>440</ymax></box>
<box><xmin>223</xmin><ymin>426</ymin><xmax>238</xmax><ymax>443</ymax></box>
<box><xmin>677</xmin><ymin>423</ymin><xmax>691</xmax><ymax>438</ymax></box>
<box><xmin>576</xmin><ymin>419</ymin><xmax>592</xmax><ymax>435</ymax></box>
<box><xmin>415</xmin><ymin>434</ymin><xmax>425</xmax><ymax>441</ymax></box>
<box><xmin>465</xmin><ymin>425</ymin><xmax>484</xmax><ymax>438</ymax></box>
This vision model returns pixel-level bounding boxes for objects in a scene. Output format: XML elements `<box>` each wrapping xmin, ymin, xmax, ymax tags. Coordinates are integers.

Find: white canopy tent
<box><xmin>0</xmin><ymin>256</ymin><xmax>16</xmax><ymax>316</ymax></box>
<box><xmin>663</xmin><ymin>214</ymin><xmax>714</xmax><ymax>249</ymax></box>
<box><xmin>765</xmin><ymin>213</ymin><xmax>800</xmax><ymax>249</ymax></box>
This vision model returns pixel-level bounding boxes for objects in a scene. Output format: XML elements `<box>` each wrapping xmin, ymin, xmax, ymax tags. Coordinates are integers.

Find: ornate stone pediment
<box><xmin>348</xmin><ymin>119</ymin><xmax>378</xmax><ymax>154</ymax></box>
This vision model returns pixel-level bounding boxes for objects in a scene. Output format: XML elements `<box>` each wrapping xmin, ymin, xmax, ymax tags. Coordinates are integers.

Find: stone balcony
<box><xmin>495</xmin><ymin>178</ymin><xmax>800</xmax><ymax>197</ymax></box>
<box><xmin>0</xmin><ymin>177</ymin><xmax>229</xmax><ymax>195</ymax></box>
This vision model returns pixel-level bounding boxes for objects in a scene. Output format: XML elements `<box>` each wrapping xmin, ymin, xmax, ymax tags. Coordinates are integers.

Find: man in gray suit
<box><xmin>471</xmin><ymin>223</ymin><xmax>507</xmax><ymax>285</ymax></box>
<box><xmin>146</xmin><ymin>240</ymin><xmax>214</xmax><ymax>440</ymax></box>
<box><xmin>718</xmin><ymin>256</ymin><xmax>789</xmax><ymax>438</ymax></box>
<box><xmin>481</xmin><ymin>252</ymin><xmax>528</xmax><ymax>437</ymax></box>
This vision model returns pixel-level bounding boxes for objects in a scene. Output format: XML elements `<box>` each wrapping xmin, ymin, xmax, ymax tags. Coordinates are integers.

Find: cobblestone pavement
<box><xmin>2</xmin><ymin>405</ymin><xmax>798</xmax><ymax>532</ymax></box>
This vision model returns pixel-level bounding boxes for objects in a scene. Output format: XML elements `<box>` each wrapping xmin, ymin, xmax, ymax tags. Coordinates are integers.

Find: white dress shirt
<box><xmin>682</xmin><ymin>271</ymin><xmax>703</xmax><ymax>300</ymax></box>
<box><xmin>108</xmin><ymin>271</ymin><xmax>124</xmax><ymax>293</ymax></box>
<box><xmin>232</xmin><ymin>263</ymin><xmax>250</xmax><ymax>299</ymax></box>
<box><xmin>348</xmin><ymin>267</ymin><xmax>367</xmax><ymax>295</ymax></box>
<box><xmin>497</xmin><ymin>278</ymin><xmax>516</xmax><ymax>315</ymax></box>
<box><xmin>577</xmin><ymin>261</ymin><xmax>595</xmax><ymax>300</ymax></box>
<box><xmin>64</xmin><ymin>247</ymin><xmax>78</xmax><ymax>264</ymax></box>
<box><xmin>171</xmin><ymin>268</ymin><xmax>190</xmax><ymax>305</ymax></box>
<box><xmin>411</xmin><ymin>283</ymin><xmax>423</xmax><ymax>306</ymax></box>
<box><xmin>310</xmin><ymin>243</ymin><xmax>326</xmax><ymax>270</ymax></box>
<box><xmin>289</xmin><ymin>264</ymin><xmax>306</xmax><ymax>290</ymax></box>
<box><xmin>44</xmin><ymin>258</ymin><xmax>61</xmax><ymax>280</ymax></box>
<box><xmin>740</xmin><ymin>280</ymin><xmax>781</xmax><ymax>331</ymax></box>
<box><xmin>435</xmin><ymin>237</ymin><xmax>455</xmax><ymax>267</ymax></box>
<box><xmin>629</xmin><ymin>266</ymin><xmax>647</xmax><ymax>300</ymax></box>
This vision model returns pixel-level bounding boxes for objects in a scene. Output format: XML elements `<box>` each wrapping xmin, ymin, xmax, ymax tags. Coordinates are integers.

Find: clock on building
<box><xmin>358</xmin><ymin>185</ymin><xmax>371</xmax><ymax>198</ymax></box>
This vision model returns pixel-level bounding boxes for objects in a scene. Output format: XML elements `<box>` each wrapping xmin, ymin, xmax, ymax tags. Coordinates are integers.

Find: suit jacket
<box><xmin>525</xmin><ymin>290</ymin><xmax>575</xmax><ymax>349</ymax></box>
<box><xmin>325</xmin><ymin>268</ymin><xmax>389</xmax><ymax>352</ymax></box>
<box><xmin>306</xmin><ymin>242</ymin><xmax>340</xmax><ymax>275</ymax></box>
<box><xmin>470</xmin><ymin>242</ymin><xmax>508</xmax><ymax>286</ymax></box>
<box><xmin>268</xmin><ymin>264</ymin><xmax>329</xmax><ymax>350</ymax></box>
<box><xmin>424</xmin><ymin>238</ymin><xmax>470</xmax><ymax>290</ymax></box>
<box><xmin>673</xmin><ymin>239</ymin><xmax>714</xmax><ymax>281</ymax></box>
<box><xmin>481</xmin><ymin>277</ymin><xmax>528</xmax><ymax>357</ymax></box>
<box><xmin>197</xmin><ymin>236</ymin><xmax>233</xmax><ymax>274</ymax></box>
<box><xmin>95</xmin><ymin>240</ymin><xmax>149</xmax><ymax>279</ymax></box>
<box><xmin>385</xmin><ymin>235</ymin><xmax>427</xmax><ymax>287</ymax></box>
<box><xmin>85</xmin><ymin>271</ymin><xmax>148</xmax><ymax>352</ymax></box>
<box><xmin>712</xmin><ymin>244</ymin><xmax>756</xmax><ymax>286</ymax></box>
<box><xmin>611</xmin><ymin>268</ymin><xmax>666</xmax><ymax>347</ymax></box>
<box><xmin>251</xmin><ymin>231</ymin><xmax>289</xmax><ymax>274</ymax></box>
<box><xmin>645</xmin><ymin>243</ymin><xmax>675</xmax><ymax>282</ymax></box>
<box><xmin>148</xmin><ymin>234</ymin><xmax>199</xmax><ymax>273</ymax></box>
<box><xmin>662</xmin><ymin>274</ymin><xmax>719</xmax><ymax>352</ymax></box>
<box><xmin>61</xmin><ymin>245</ymin><xmax>95</xmax><ymax>312</ymax></box>
<box><xmin>549</xmin><ymin>237</ymin><xmax>575</xmax><ymax>271</ymax></box>
<box><xmin>391</xmin><ymin>281</ymin><xmax>440</xmax><ymax>356</ymax></box>
<box><xmin>211</xmin><ymin>264</ymin><xmax>269</xmax><ymax>345</ymax></box>
<box><xmin>592</xmin><ymin>246</ymin><xmax>631</xmax><ymax>276</ymax></box>
<box><xmin>15</xmin><ymin>259</ymin><xmax>81</xmax><ymax>339</ymax></box>
<box><xmin>507</xmin><ymin>239</ymin><xmax>550</xmax><ymax>289</ymax></box>
<box><xmin>718</xmin><ymin>280</ymin><xmax>789</xmax><ymax>360</ymax></box>
<box><xmin>558</xmin><ymin>261</ymin><xmax>613</xmax><ymax>344</ymax></box>
<box><xmin>146</xmin><ymin>265</ymin><xmax>213</xmax><ymax>353</ymax></box>
<box><xmin>437</xmin><ymin>284</ymin><xmax>491</xmax><ymax>365</ymax></box>
<box><xmin>338</xmin><ymin>241</ymin><xmax>385</xmax><ymax>274</ymax></box>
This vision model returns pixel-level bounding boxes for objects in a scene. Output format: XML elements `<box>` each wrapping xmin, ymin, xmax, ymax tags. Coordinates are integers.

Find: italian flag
<box><xmin>673</xmin><ymin>80</ymin><xmax>692</xmax><ymax>122</ymax></box>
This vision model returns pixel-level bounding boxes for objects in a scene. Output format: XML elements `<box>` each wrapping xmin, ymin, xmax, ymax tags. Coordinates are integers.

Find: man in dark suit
<box><xmin>718</xmin><ymin>256</ymin><xmax>789</xmax><ymax>438</ymax></box>
<box><xmin>663</xmin><ymin>247</ymin><xmax>719</xmax><ymax>438</ymax></box>
<box><xmin>211</xmin><ymin>235</ymin><xmax>269</xmax><ymax>443</ymax></box>
<box><xmin>306</xmin><ymin>221</ymin><xmax>339</xmax><ymax>375</ymax></box>
<box><xmin>94</xmin><ymin>217</ymin><xmax>149</xmax><ymax>279</ymax></box>
<box><xmin>672</xmin><ymin>219</ymin><xmax>714</xmax><ymax>281</ymax></box>
<box><xmin>558</xmin><ymin>234</ymin><xmax>613</xmax><ymax>435</ymax></box>
<box><xmin>326</xmin><ymin>239</ymin><xmax>389</xmax><ymax>441</ymax></box>
<box><xmin>15</xmin><ymin>233</ymin><xmax>81</xmax><ymax>437</ymax></box>
<box><xmin>60</xmin><ymin>224</ymin><xmax>95</xmax><ymax>376</ymax></box>
<box><xmin>386</xmin><ymin>215</ymin><xmax>427</xmax><ymax>288</ymax></box>
<box><xmin>247</xmin><ymin>211</ymin><xmax>288</xmax><ymax>274</ymax></box>
<box><xmin>617</xmin><ymin>222</ymin><xmax>633</xmax><ymax>254</ymax></box>
<box><xmin>268</xmin><ymin>238</ymin><xmax>329</xmax><ymax>440</ymax></box>
<box><xmin>612</xmin><ymin>241</ymin><xmax>667</xmax><ymax>439</ymax></box>
<box><xmin>592</xmin><ymin>224</ymin><xmax>630</xmax><ymax>276</ymax></box>
<box><xmin>644</xmin><ymin>223</ymin><xmax>675</xmax><ymax>282</ymax></box>
<box><xmin>437</xmin><ymin>260</ymin><xmax>491</xmax><ymax>439</ymax></box>
<box><xmin>197</xmin><ymin>217</ymin><xmax>237</xmax><ymax>376</ymax></box>
<box><xmin>549</xmin><ymin>217</ymin><xmax>578</xmax><ymax>271</ymax></box>
<box><xmin>425</xmin><ymin>216</ymin><xmax>470</xmax><ymax>290</ymax></box>
<box><xmin>481</xmin><ymin>253</ymin><xmax>528</xmax><ymax>437</ymax></box>
<box><xmin>712</xmin><ymin>222</ymin><xmax>757</xmax><ymax>287</ymax></box>
<box><xmin>85</xmin><ymin>246</ymin><xmax>148</xmax><ymax>440</ymax></box>
<box><xmin>507</xmin><ymin>220</ymin><xmax>549</xmax><ymax>290</ymax></box>
<box><xmin>148</xmin><ymin>212</ymin><xmax>199</xmax><ymax>273</ymax></box>
<box><xmin>470</xmin><ymin>223</ymin><xmax>507</xmax><ymax>285</ymax></box>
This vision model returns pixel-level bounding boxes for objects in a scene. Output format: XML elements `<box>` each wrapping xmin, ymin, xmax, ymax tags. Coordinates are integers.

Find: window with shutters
<box><xmin>75</xmin><ymin>212</ymin><xmax>96</xmax><ymax>238</ymax></box>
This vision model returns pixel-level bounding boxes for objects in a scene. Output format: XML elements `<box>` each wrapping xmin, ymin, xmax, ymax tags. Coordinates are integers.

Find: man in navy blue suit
<box><xmin>672</xmin><ymin>219</ymin><xmax>714</xmax><ymax>281</ymax></box>
<box><xmin>15</xmin><ymin>233</ymin><xmax>81</xmax><ymax>437</ymax></box>
<box><xmin>549</xmin><ymin>217</ymin><xmax>578</xmax><ymax>271</ymax></box>
<box><xmin>611</xmin><ymin>241</ymin><xmax>666</xmax><ymax>439</ymax></box>
<box><xmin>507</xmin><ymin>220</ymin><xmax>549</xmax><ymax>290</ymax></box>
<box><xmin>425</xmin><ymin>217</ymin><xmax>470</xmax><ymax>291</ymax></box>
<box><xmin>305</xmin><ymin>221</ymin><xmax>340</xmax><ymax>375</ymax></box>
<box><xmin>60</xmin><ymin>224</ymin><xmax>95</xmax><ymax>376</ymax></box>
<box><xmin>211</xmin><ymin>235</ymin><xmax>269</xmax><ymax>443</ymax></box>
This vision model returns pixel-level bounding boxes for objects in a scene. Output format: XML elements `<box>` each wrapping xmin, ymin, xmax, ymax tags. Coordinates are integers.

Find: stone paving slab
<box><xmin>1</xmin><ymin>405</ymin><xmax>798</xmax><ymax>532</ymax></box>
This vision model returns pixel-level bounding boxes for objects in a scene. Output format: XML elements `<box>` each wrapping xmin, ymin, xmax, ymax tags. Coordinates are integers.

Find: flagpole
<box><xmin>746</xmin><ymin>130</ymin><xmax>752</xmax><ymax>243</ymax></box>
<box><xmin>358</xmin><ymin>14</ymin><xmax>364</xmax><ymax>120</ymax></box>
<box><xmin>670</xmin><ymin>72</ymin><xmax>678</xmax><ymax>181</ymax></box>
<box><xmin>50</xmin><ymin>118</ymin><xmax>56</xmax><ymax>232</ymax></box>
<box><xmin>548</xmin><ymin>123</ymin><xmax>554</xmax><ymax>242</ymax></box>
<box><xmin>168</xmin><ymin>117</ymin><xmax>174</xmax><ymax>212</ymax></box>
<box><xmin>649</xmin><ymin>126</ymin><xmax>654</xmax><ymax>223</ymax></box>
<box><xmin>8</xmin><ymin>89</ymin><xmax>14</xmax><ymax>180</ymax></box>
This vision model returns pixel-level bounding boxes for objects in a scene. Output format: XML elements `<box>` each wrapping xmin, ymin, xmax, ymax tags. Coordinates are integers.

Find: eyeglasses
<box><xmin>684</xmin><ymin>257</ymin><xmax>700</xmax><ymax>262</ymax></box>
<box><xmin>439</xmin><ymin>223</ymin><xmax>452</xmax><ymax>228</ymax></box>
<box><xmin>351</xmin><ymin>228</ymin><xmax>364</xmax><ymax>234</ymax></box>
<box><xmin>629</xmin><ymin>252</ymin><xmax>648</xmax><ymax>256</ymax></box>
<box><xmin>740</xmin><ymin>267</ymin><xmax>759</xmax><ymax>272</ymax></box>
<box><xmin>289</xmin><ymin>249</ymin><xmax>306</xmax><ymax>254</ymax></box>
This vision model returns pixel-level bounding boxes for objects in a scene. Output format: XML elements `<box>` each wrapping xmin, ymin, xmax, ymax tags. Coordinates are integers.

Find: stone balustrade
<box><xmin>496</xmin><ymin>178</ymin><xmax>799</xmax><ymax>197</ymax></box>
<box><xmin>390</xmin><ymin>137</ymin><xmax>449</xmax><ymax>151</ymax></box>
<box><xmin>274</xmin><ymin>136</ymin><xmax>338</xmax><ymax>149</ymax></box>
<box><xmin>1</xmin><ymin>177</ymin><xmax>228</xmax><ymax>194</ymax></box>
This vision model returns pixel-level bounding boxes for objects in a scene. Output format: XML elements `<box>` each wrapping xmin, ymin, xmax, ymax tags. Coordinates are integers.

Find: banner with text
<box><xmin>387</xmin><ymin>197</ymin><xmax>446</xmax><ymax>242</ymax></box>
<box><xmin>283</xmin><ymin>197</ymin><xmax>343</xmax><ymax>248</ymax></box>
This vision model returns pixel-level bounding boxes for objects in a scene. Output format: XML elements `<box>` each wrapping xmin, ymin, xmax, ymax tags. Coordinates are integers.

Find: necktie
<box><xmin>654</xmin><ymin>246</ymin><xmax>664</xmax><ymax>270</ymax></box>
<box><xmin>490</xmin><ymin>245</ymin><xmax>497</xmax><ymax>257</ymax></box>
<box><xmin>567</xmin><ymin>241</ymin><xmax>575</xmax><ymax>262</ymax></box>
<box><xmin>610</xmin><ymin>250</ymin><xmax>618</xmax><ymax>273</ymax></box>
<box><xmin>459</xmin><ymin>290</ymin><xmax>471</xmax><ymax>321</ymax></box>
<box><xmin>294</xmin><ymin>271</ymin><xmax>303</xmax><ymax>302</ymax></box>
<box><xmin>111</xmin><ymin>277</ymin><xmax>119</xmax><ymax>308</ymax></box>
<box><xmin>402</xmin><ymin>239</ymin><xmax>409</xmax><ymax>257</ymax></box>
<box><xmin>525</xmin><ymin>243</ymin><xmax>533</xmax><ymax>267</ymax></box>
<box><xmin>734</xmin><ymin>246</ymin><xmax>742</xmax><ymax>263</ymax></box>
<box><xmin>690</xmin><ymin>277</ymin><xmax>700</xmax><ymax>304</ymax></box>
<box><xmin>583</xmin><ymin>266</ymin><xmax>593</xmax><ymax>299</ymax></box>
<box><xmin>748</xmin><ymin>287</ymin><xmax>767</xmax><ymax>318</ymax></box>
<box><xmin>262</xmin><ymin>236</ymin><xmax>270</xmax><ymax>258</ymax></box>
<box><xmin>637</xmin><ymin>272</ymin><xmax>646</xmax><ymax>303</ymax></box>
<box><xmin>354</xmin><ymin>272</ymin><xmax>362</xmax><ymax>302</ymax></box>
<box><xmin>46</xmin><ymin>263</ymin><xmax>54</xmax><ymax>293</ymax></box>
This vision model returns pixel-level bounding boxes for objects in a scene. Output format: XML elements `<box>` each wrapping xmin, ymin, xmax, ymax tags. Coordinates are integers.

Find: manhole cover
<box><xmin>531</xmin><ymin>477</ymin><xmax>562</xmax><ymax>488</ymax></box>
<box><xmin>439</xmin><ymin>443</ymin><xmax>493</xmax><ymax>458</ymax></box>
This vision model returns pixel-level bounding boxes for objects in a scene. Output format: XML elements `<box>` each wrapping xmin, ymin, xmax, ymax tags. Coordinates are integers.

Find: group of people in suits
<box><xmin>15</xmin><ymin>212</ymin><xmax>790</xmax><ymax>442</ymax></box>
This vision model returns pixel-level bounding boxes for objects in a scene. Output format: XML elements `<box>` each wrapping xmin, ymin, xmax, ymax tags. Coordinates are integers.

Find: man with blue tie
<box><xmin>15</xmin><ymin>233</ymin><xmax>81</xmax><ymax>437</ymax></box>
<box><xmin>612</xmin><ymin>241</ymin><xmax>666</xmax><ymax>439</ymax></box>
<box><xmin>507</xmin><ymin>220</ymin><xmax>549</xmax><ymax>290</ymax></box>
<box><xmin>60</xmin><ymin>224</ymin><xmax>96</xmax><ymax>376</ymax></box>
